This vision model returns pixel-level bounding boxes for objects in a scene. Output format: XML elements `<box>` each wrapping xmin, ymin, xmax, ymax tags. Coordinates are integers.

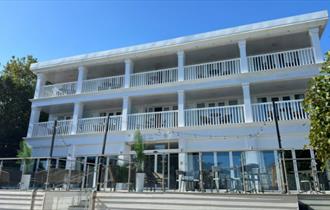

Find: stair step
<box><xmin>94</xmin><ymin>192</ymin><xmax>298</xmax><ymax>210</ymax></box>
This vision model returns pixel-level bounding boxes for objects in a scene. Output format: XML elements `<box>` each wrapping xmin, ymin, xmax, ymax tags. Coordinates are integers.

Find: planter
<box><xmin>20</xmin><ymin>174</ymin><xmax>31</xmax><ymax>190</ymax></box>
<box><xmin>135</xmin><ymin>173</ymin><xmax>145</xmax><ymax>192</ymax></box>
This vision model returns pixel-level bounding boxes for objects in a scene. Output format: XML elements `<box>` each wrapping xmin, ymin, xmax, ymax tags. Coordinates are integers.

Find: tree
<box><xmin>304</xmin><ymin>51</ymin><xmax>330</xmax><ymax>169</ymax></box>
<box><xmin>132</xmin><ymin>130</ymin><xmax>145</xmax><ymax>172</ymax></box>
<box><xmin>0</xmin><ymin>56</ymin><xmax>37</xmax><ymax>157</ymax></box>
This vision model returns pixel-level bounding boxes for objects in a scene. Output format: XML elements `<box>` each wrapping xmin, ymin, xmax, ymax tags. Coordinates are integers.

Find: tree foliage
<box><xmin>304</xmin><ymin>51</ymin><xmax>330</xmax><ymax>169</ymax></box>
<box><xmin>132</xmin><ymin>130</ymin><xmax>145</xmax><ymax>172</ymax></box>
<box><xmin>0</xmin><ymin>56</ymin><xmax>37</xmax><ymax>157</ymax></box>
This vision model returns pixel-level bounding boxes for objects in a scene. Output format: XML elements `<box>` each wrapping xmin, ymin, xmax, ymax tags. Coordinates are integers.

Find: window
<box><xmin>257</xmin><ymin>97</ymin><xmax>267</xmax><ymax>103</ymax></box>
<box><xmin>197</xmin><ymin>103</ymin><xmax>205</xmax><ymax>108</ymax></box>
<box><xmin>163</xmin><ymin>107</ymin><xmax>170</xmax><ymax>111</ymax></box>
<box><xmin>282</xmin><ymin>96</ymin><xmax>290</xmax><ymax>101</ymax></box>
<box><xmin>208</xmin><ymin>103</ymin><xmax>216</xmax><ymax>107</ymax></box>
<box><xmin>218</xmin><ymin>102</ymin><xmax>225</xmax><ymax>106</ymax></box>
<box><xmin>228</xmin><ymin>100</ymin><xmax>238</xmax><ymax>105</ymax></box>
<box><xmin>294</xmin><ymin>94</ymin><xmax>304</xmax><ymax>100</ymax></box>
<box><xmin>271</xmin><ymin>97</ymin><xmax>279</xmax><ymax>102</ymax></box>
<box><xmin>116</xmin><ymin>112</ymin><xmax>122</xmax><ymax>115</ymax></box>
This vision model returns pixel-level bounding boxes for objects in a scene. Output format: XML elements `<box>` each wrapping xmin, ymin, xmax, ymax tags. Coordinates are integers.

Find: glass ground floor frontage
<box><xmin>1</xmin><ymin>148</ymin><xmax>329</xmax><ymax>193</ymax></box>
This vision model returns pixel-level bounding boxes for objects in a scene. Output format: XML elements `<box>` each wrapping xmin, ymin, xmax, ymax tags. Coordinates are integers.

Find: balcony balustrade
<box><xmin>247</xmin><ymin>47</ymin><xmax>314</xmax><ymax>72</ymax></box>
<box><xmin>38</xmin><ymin>47</ymin><xmax>315</xmax><ymax>98</ymax></box>
<box><xmin>42</xmin><ymin>82</ymin><xmax>77</xmax><ymax>98</ymax></box>
<box><xmin>31</xmin><ymin>120</ymin><xmax>72</xmax><ymax>137</ymax></box>
<box><xmin>82</xmin><ymin>75</ymin><xmax>124</xmax><ymax>93</ymax></box>
<box><xmin>30</xmin><ymin>99</ymin><xmax>310</xmax><ymax>137</ymax></box>
<box><xmin>184</xmin><ymin>58</ymin><xmax>241</xmax><ymax>80</ymax></box>
<box><xmin>77</xmin><ymin>115</ymin><xmax>122</xmax><ymax>134</ymax></box>
<box><xmin>185</xmin><ymin>105</ymin><xmax>245</xmax><ymax>127</ymax></box>
<box><xmin>252</xmin><ymin>99</ymin><xmax>308</xmax><ymax>122</ymax></box>
<box><xmin>128</xmin><ymin>110</ymin><xmax>178</xmax><ymax>130</ymax></box>
<box><xmin>130</xmin><ymin>67</ymin><xmax>178</xmax><ymax>87</ymax></box>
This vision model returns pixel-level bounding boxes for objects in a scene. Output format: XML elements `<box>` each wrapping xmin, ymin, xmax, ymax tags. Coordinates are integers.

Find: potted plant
<box><xmin>17</xmin><ymin>140</ymin><xmax>33</xmax><ymax>190</ymax></box>
<box><xmin>132</xmin><ymin>130</ymin><xmax>145</xmax><ymax>192</ymax></box>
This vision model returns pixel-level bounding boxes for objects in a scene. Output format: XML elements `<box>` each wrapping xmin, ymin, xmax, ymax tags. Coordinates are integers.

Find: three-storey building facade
<box><xmin>26</xmin><ymin>11</ymin><xmax>329</xmax><ymax>192</ymax></box>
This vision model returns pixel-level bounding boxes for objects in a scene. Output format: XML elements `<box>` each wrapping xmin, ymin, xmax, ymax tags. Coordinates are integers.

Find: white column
<box><xmin>124</xmin><ymin>59</ymin><xmax>134</xmax><ymax>88</ymax></box>
<box><xmin>76</xmin><ymin>66</ymin><xmax>88</xmax><ymax>94</ymax></box>
<box><xmin>178</xmin><ymin>139</ymin><xmax>187</xmax><ymax>191</ymax></box>
<box><xmin>71</xmin><ymin>102</ymin><xmax>84</xmax><ymax>134</ymax></box>
<box><xmin>238</xmin><ymin>40</ymin><xmax>248</xmax><ymax>73</ymax></box>
<box><xmin>309</xmin><ymin>27</ymin><xmax>323</xmax><ymax>63</ymax></box>
<box><xmin>34</xmin><ymin>73</ymin><xmax>46</xmax><ymax>99</ymax></box>
<box><xmin>178</xmin><ymin>90</ymin><xmax>185</xmax><ymax>127</ymax></box>
<box><xmin>242</xmin><ymin>82</ymin><xmax>253</xmax><ymax>123</ymax></box>
<box><xmin>121</xmin><ymin>96</ymin><xmax>131</xmax><ymax>131</ymax></box>
<box><xmin>177</xmin><ymin>50</ymin><xmax>185</xmax><ymax>81</ymax></box>
<box><xmin>27</xmin><ymin>107</ymin><xmax>41</xmax><ymax>137</ymax></box>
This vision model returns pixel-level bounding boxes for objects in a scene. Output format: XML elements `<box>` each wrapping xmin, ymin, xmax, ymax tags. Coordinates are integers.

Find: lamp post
<box><xmin>45</xmin><ymin>120</ymin><xmax>57</xmax><ymax>190</ymax></box>
<box><xmin>272</xmin><ymin>100</ymin><xmax>288</xmax><ymax>193</ymax></box>
<box><xmin>97</xmin><ymin>114</ymin><xmax>111</xmax><ymax>191</ymax></box>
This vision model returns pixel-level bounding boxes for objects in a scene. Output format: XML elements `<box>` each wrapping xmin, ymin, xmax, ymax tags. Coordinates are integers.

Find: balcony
<box><xmin>185</xmin><ymin>105</ymin><xmax>245</xmax><ymax>127</ymax></box>
<box><xmin>31</xmin><ymin>120</ymin><xmax>72</xmax><ymax>137</ymax></box>
<box><xmin>42</xmin><ymin>82</ymin><xmax>77</xmax><ymax>98</ymax></box>
<box><xmin>130</xmin><ymin>67</ymin><xmax>178</xmax><ymax>87</ymax></box>
<box><xmin>77</xmin><ymin>116</ymin><xmax>122</xmax><ymax>134</ymax></box>
<box><xmin>36</xmin><ymin>47</ymin><xmax>316</xmax><ymax>99</ymax></box>
<box><xmin>184</xmin><ymin>58</ymin><xmax>240</xmax><ymax>80</ymax></box>
<box><xmin>252</xmin><ymin>99</ymin><xmax>308</xmax><ymax>122</ymax></box>
<box><xmin>128</xmin><ymin>111</ymin><xmax>178</xmax><ymax>130</ymax></box>
<box><xmin>29</xmin><ymin>99</ymin><xmax>308</xmax><ymax>137</ymax></box>
<box><xmin>82</xmin><ymin>75</ymin><xmax>124</xmax><ymax>93</ymax></box>
<box><xmin>247</xmin><ymin>47</ymin><xmax>314</xmax><ymax>72</ymax></box>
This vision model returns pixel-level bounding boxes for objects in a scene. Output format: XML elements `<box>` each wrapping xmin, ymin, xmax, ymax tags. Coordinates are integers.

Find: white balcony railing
<box><xmin>184</xmin><ymin>58</ymin><xmax>240</xmax><ymax>80</ymax></box>
<box><xmin>128</xmin><ymin>111</ymin><xmax>178</xmax><ymax>130</ymax></box>
<box><xmin>42</xmin><ymin>82</ymin><xmax>77</xmax><ymax>98</ymax></box>
<box><xmin>130</xmin><ymin>67</ymin><xmax>178</xmax><ymax>87</ymax></box>
<box><xmin>185</xmin><ymin>105</ymin><xmax>245</xmax><ymax>127</ymax></box>
<box><xmin>247</xmin><ymin>47</ymin><xmax>315</xmax><ymax>72</ymax></box>
<box><xmin>77</xmin><ymin>116</ymin><xmax>122</xmax><ymax>134</ymax></box>
<box><xmin>252</xmin><ymin>99</ymin><xmax>308</xmax><ymax>122</ymax></box>
<box><xmin>82</xmin><ymin>75</ymin><xmax>124</xmax><ymax>93</ymax></box>
<box><xmin>31</xmin><ymin>120</ymin><xmax>73</xmax><ymax>137</ymax></box>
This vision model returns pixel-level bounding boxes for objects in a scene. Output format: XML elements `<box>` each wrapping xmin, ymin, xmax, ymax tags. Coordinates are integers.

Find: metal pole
<box><xmin>45</xmin><ymin>120</ymin><xmax>57</xmax><ymax>190</ymax></box>
<box><xmin>162</xmin><ymin>153</ymin><xmax>165</xmax><ymax>192</ymax></box>
<box><xmin>272</xmin><ymin>100</ymin><xmax>288</xmax><ymax>193</ymax></box>
<box><xmin>97</xmin><ymin>114</ymin><xmax>111</xmax><ymax>191</ymax></box>
<box><xmin>127</xmin><ymin>155</ymin><xmax>131</xmax><ymax>192</ymax></box>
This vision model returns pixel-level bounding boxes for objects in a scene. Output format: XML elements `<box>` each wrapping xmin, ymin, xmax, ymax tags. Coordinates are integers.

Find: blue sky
<box><xmin>0</xmin><ymin>0</ymin><xmax>329</xmax><ymax>65</ymax></box>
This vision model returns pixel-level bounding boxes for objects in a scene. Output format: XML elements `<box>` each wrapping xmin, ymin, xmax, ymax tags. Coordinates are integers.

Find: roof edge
<box><xmin>31</xmin><ymin>10</ymin><xmax>328</xmax><ymax>72</ymax></box>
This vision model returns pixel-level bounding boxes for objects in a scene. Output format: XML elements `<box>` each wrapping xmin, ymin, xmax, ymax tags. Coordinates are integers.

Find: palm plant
<box><xmin>17</xmin><ymin>140</ymin><xmax>32</xmax><ymax>174</ymax></box>
<box><xmin>132</xmin><ymin>130</ymin><xmax>145</xmax><ymax>173</ymax></box>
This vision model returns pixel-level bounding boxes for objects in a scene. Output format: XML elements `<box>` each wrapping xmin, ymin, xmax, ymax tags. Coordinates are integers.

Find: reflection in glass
<box><xmin>284</xmin><ymin>150</ymin><xmax>297</xmax><ymax>190</ymax></box>
<box><xmin>201</xmin><ymin>152</ymin><xmax>214</xmax><ymax>189</ymax></box>
<box><xmin>259</xmin><ymin>151</ymin><xmax>278</xmax><ymax>191</ymax></box>
<box><xmin>295</xmin><ymin>150</ymin><xmax>313</xmax><ymax>191</ymax></box>
<box><xmin>187</xmin><ymin>153</ymin><xmax>199</xmax><ymax>178</ymax></box>
<box><xmin>231</xmin><ymin>152</ymin><xmax>243</xmax><ymax>191</ymax></box>
<box><xmin>217</xmin><ymin>152</ymin><xmax>230</xmax><ymax>190</ymax></box>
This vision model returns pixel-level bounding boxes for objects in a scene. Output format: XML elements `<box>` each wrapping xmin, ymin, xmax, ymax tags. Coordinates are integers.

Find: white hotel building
<box><xmin>26</xmin><ymin>11</ymin><xmax>329</xmax><ymax>192</ymax></box>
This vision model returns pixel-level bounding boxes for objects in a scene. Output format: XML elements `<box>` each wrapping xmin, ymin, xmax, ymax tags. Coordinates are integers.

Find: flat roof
<box><xmin>31</xmin><ymin>10</ymin><xmax>328</xmax><ymax>72</ymax></box>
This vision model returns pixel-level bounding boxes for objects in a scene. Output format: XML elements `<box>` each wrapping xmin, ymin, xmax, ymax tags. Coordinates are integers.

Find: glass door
<box><xmin>144</xmin><ymin>152</ymin><xmax>178</xmax><ymax>191</ymax></box>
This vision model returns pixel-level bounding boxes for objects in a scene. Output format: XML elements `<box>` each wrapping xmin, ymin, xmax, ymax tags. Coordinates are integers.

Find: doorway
<box><xmin>144</xmin><ymin>152</ymin><xmax>178</xmax><ymax>190</ymax></box>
